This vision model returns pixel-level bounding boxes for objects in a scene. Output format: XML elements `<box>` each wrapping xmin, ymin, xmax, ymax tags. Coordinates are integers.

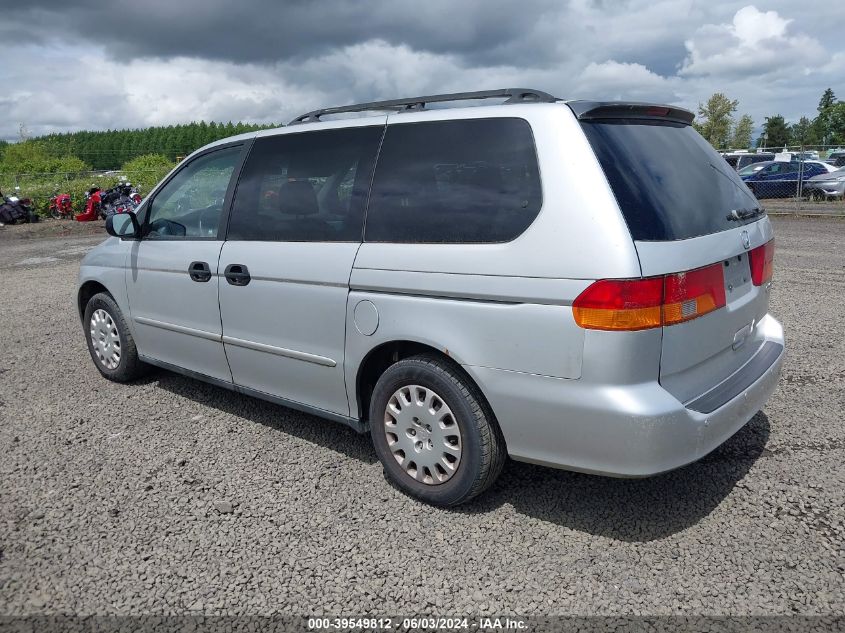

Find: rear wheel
<box><xmin>369</xmin><ymin>355</ymin><xmax>506</xmax><ymax>506</ymax></box>
<box><xmin>83</xmin><ymin>292</ymin><xmax>148</xmax><ymax>382</ymax></box>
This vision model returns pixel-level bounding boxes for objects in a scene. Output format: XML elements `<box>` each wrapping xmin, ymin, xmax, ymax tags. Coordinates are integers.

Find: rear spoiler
<box><xmin>567</xmin><ymin>101</ymin><xmax>694</xmax><ymax>126</ymax></box>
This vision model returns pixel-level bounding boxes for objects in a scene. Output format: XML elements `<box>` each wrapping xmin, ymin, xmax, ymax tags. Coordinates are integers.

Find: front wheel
<box><xmin>369</xmin><ymin>355</ymin><xmax>506</xmax><ymax>506</ymax></box>
<box><xmin>83</xmin><ymin>292</ymin><xmax>149</xmax><ymax>382</ymax></box>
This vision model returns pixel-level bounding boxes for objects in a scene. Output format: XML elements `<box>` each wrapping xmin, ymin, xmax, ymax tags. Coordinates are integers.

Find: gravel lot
<box><xmin>0</xmin><ymin>217</ymin><xmax>843</xmax><ymax>617</ymax></box>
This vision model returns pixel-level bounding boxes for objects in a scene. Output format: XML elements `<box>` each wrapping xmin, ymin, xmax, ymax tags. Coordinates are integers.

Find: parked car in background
<box><xmin>803</xmin><ymin>166</ymin><xmax>845</xmax><ymax>199</ymax></box>
<box><xmin>742</xmin><ymin>160</ymin><xmax>837</xmax><ymax>198</ymax></box>
<box><xmin>826</xmin><ymin>151</ymin><xmax>845</xmax><ymax>168</ymax></box>
<box><xmin>723</xmin><ymin>151</ymin><xmax>775</xmax><ymax>171</ymax></box>
<box><xmin>776</xmin><ymin>151</ymin><xmax>820</xmax><ymax>163</ymax></box>
<box><xmin>737</xmin><ymin>162</ymin><xmax>770</xmax><ymax>177</ymax></box>
<box><xmin>77</xmin><ymin>89</ymin><xmax>784</xmax><ymax>506</ymax></box>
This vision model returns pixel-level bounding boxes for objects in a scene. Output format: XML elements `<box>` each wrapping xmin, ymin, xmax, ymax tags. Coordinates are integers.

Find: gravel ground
<box><xmin>0</xmin><ymin>217</ymin><xmax>105</xmax><ymax>242</ymax></box>
<box><xmin>765</xmin><ymin>199</ymin><xmax>844</xmax><ymax>216</ymax></box>
<box><xmin>0</xmin><ymin>217</ymin><xmax>843</xmax><ymax>618</ymax></box>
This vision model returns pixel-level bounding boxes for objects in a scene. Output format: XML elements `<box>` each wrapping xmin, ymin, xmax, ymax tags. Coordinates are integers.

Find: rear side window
<box><xmin>228</xmin><ymin>126</ymin><xmax>383</xmax><ymax>242</ymax></box>
<box><xmin>582</xmin><ymin>120</ymin><xmax>760</xmax><ymax>241</ymax></box>
<box><xmin>365</xmin><ymin>118</ymin><xmax>542</xmax><ymax>243</ymax></box>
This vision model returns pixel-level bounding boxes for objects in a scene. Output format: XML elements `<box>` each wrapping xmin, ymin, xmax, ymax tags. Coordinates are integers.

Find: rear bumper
<box><xmin>466</xmin><ymin>314</ymin><xmax>784</xmax><ymax>477</ymax></box>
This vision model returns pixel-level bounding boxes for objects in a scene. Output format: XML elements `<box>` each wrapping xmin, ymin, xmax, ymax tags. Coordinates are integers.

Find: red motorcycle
<box><xmin>49</xmin><ymin>193</ymin><xmax>73</xmax><ymax>219</ymax></box>
<box><xmin>75</xmin><ymin>187</ymin><xmax>102</xmax><ymax>222</ymax></box>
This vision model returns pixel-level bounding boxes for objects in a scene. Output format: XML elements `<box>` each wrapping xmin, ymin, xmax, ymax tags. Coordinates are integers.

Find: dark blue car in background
<box><xmin>741</xmin><ymin>160</ymin><xmax>833</xmax><ymax>198</ymax></box>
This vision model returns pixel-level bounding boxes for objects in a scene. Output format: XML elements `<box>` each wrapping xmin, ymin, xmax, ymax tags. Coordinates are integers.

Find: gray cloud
<box><xmin>0</xmin><ymin>0</ymin><xmax>560</xmax><ymax>65</ymax></box>
<box><xmin>0</xmin><ymin>1</ymin><xmax>843</xmax><ymax>143</ymax></box>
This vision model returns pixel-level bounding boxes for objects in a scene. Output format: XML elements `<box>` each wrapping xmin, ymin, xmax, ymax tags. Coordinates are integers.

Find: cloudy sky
<box><xmin>0</xmin><ymin>0</ymin><xmax>843</xmax><ymax>142</ymax></box>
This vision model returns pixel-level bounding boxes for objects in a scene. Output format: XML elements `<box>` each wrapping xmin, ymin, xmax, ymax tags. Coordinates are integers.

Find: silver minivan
<box><xmin>78</xmin><ymin>89</ymin><xmax>784</xmax><ymax>506</ymax></box>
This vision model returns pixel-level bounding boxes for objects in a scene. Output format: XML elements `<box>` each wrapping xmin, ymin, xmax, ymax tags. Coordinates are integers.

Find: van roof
<box><xmin>288</xmin><ymin>88</ymin><xmax>559</xmax><ymax>124</ymax></box>
<box><xmin>287</xmin><ymin>88</ymin><xmax>694</xmax><ymax>127</ymax></box>
<box><xmin>196</xmin><ymin>89</ymin><xmax>694</xmax><ymax>154</ymax></box>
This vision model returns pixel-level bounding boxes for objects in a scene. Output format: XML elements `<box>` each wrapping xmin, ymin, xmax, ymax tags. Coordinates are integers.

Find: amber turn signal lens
<box><xmin>573</xmin><ymin>262</ymin><xmax>728</xmax><ymax>331</ymax></box>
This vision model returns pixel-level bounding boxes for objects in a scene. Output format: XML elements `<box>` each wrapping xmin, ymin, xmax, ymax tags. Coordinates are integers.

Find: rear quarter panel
<box><xmin>346</xmin><ymin>103</ymin><xmax>642</xmax><ymax>420</ymax></box>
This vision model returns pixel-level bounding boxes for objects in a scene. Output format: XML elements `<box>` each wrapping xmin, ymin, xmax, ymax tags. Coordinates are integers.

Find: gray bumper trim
<box><xmin>686</xmin><ymin>341</ymin><xmax>784</xmax><ymax>414</ymax></box>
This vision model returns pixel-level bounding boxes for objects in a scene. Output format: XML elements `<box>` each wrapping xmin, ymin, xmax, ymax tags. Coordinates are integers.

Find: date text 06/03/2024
<box><xmin>306</xmin><ymin>616</ymin><xmax>529</xmax><ymax>630</ymax></box>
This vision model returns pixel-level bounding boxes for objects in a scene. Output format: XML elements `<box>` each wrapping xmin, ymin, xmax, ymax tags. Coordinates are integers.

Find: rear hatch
<box><xmin>575</xmin><ymin>103</ymin><xmax>775</xmax><ymax>405</ymax></box>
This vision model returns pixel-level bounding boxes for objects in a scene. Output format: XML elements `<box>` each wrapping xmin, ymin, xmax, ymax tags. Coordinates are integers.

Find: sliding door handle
<box><xmin>224</xmin><ymin>263</ymin><xmax>251</xmax><ymax>286</ymax></box>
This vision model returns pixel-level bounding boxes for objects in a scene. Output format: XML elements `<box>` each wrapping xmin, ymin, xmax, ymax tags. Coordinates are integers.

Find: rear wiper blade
<box><xmin>726</xmin><ymin>207</ymin><xmax>765</xmax><ymax>221</ymax></box>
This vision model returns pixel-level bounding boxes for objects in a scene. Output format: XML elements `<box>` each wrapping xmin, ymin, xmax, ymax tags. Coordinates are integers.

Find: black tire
<box><xmin>369</xmin><ymin>354</ymin><xmax>506</xmax><ymax>506</ymax></box>
<box><xmin>83</xmin><ymin>292</ymin><xmax>149</xmax><ymax>382</ymax></box>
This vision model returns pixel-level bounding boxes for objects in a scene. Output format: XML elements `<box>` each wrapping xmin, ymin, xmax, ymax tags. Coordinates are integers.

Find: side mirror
<box><xmin>106</xmin><ymin>211</ymin><xmax>140</xmax><ymax>239</ymax></box>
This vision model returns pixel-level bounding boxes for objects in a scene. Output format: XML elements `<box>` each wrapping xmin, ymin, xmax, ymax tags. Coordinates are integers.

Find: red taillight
<box><xmin>748</xmin><ymin>239</ymin><xmax>774</xmax><ymax>286</ymax></box>
<box><xmin>573</xmin><ymin>263</ymin><xmax>727</xmax><ymax>331</ymax></box>
<box><xmin>663</xmin><ymin>263</ymin><xmax>726</xmax><ymax>326</ymax></box>
<box><xmin>572</xmin><ymin>278</ymin><xmax>663</xmax><ymax>331</ymax></box>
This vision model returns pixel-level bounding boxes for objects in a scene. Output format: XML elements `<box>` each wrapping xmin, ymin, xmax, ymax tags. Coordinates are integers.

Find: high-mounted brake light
<box><xmin>748</xmin><ymin>239</ymin><xmax>774</xmax><ymax>286</ymax></box>
<box><xmin>645</xmin><ymin>106</ymin><xmax>670</xmax><ymax>117</ymax></box>
<box><xmin>573</xmin><ymin>263</ymin><xmax>728</xmax><ymax>331</ymax></box>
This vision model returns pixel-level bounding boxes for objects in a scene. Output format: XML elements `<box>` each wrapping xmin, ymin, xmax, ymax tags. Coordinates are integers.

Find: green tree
<box><xmin>759</xmin><ymin>115</ymin><xmax>790</xmax><ymax>149</ymax></box>
<box><xmin>818</xmin><ymin>88</ymin><xmax>836</xmax><ymax>112</ymax></box>
<box><xmin>696</xmin><ymin>93</ymin><xmax>738</xmax><ymax>149</ymax></box>
<box><xmin>0</xmin><ymin>142</ymin><xmax>90</xmax><ymax>175</ymax></box>
<box><xmin>814</xmin><ymin>88</ymin><xmax>841</xmax><ymax>145</ymax></box>
<box><xmin>827</xmin><ymin>102</ymin><xmax>845</xmax><ymax>145</ymax></box>
<box><xmin>121</xmin><ymin>154</ymin><xmax>176</xmax><ymax>192</ymax></box>
<box><xmin>789</xmin><ymin>116</ymin><xmax>818</xmax><ymax>147</ymax></box>
<box><xmin>731</xmin><ymin>114</ymin><xmax>754</xmax><ymax>149</ymax></box>
<box><xmin>1</xmin><ymin>121</ymin><xmax>277</xmax><ymax>171</ymax></box>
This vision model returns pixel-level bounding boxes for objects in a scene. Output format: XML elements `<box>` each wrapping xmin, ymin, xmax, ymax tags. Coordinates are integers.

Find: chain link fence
<box><xmin>3</xmin><ymin>148</ymin><xmax>844</xmax><ymax>220</ymax></box>
<box><xmin>723</xmin><ymin>145</ymin><xmax>845</xmax><ymax>217</ymax></box>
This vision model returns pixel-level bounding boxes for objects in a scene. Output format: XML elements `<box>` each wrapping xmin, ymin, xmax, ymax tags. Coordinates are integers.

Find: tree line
<box><xmin>0</xmin><ymin>121</ymin><xmax>277</xmax><ymax>172</ymax></box>
<box><xmin>694</xmin><ymin>88</ymin><xmax>845</xmax><ymax>151</ymax></box>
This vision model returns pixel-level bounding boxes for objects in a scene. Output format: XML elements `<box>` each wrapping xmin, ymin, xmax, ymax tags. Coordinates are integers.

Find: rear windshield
<box><xmin>581</xmin><ymin>120</ymin><xmax>760</xmax><ymax>241</ymax></box>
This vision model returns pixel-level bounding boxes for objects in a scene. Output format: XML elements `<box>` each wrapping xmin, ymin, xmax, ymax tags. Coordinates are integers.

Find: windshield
<box><xmin>581</xmin><ymin>120</ymin><xmax>759</xmax><ymax>241</ymax></box>
<box><xmin>738</xmin><ymin>162</ymin><xmax>771</xmax><ymax>176</ymax></box>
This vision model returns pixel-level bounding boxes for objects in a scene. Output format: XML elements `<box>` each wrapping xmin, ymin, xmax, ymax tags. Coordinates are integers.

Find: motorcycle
<box><xmin>49</xmin><ymin>192</ymin><xmax>74</xmax><ymax>219</ymax></box>
<box><xmin>75</xmin><ymin>186</ymin><xmax>102</xmax><ymax>222</ymax></box>
<box><xmin>99</xmin><ymin>181</ymin><xmax>142</xmax><ymax>218</ymax></box>
<box><xmin>0</xmin><ymin>187</ymin><xmax>39</xmax><ymax>225</ymax></box>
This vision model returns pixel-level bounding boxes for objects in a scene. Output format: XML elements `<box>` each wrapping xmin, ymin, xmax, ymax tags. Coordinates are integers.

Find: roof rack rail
<box><xmin>289</xmin><ymin>88</ymin><xmax>559</xmax><ymax>125</ymax></box>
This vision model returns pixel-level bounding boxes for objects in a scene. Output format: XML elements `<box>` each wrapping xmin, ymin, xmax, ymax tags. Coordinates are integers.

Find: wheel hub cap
<box><xmin>90</xmin><ymin>308</ymin><xmax>121</xmax><ymax>370</ymax></box>
<box><xmin>383</xmin><ymin>384</ymin><xmax>462</xmax><ymax>485</ymax></box>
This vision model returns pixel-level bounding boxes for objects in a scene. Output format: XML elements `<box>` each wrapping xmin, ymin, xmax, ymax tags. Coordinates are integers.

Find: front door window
<box><xmin>144</xmin><ymin>146</ymin><xmax>241</xmax><ymax>239</ymax></box>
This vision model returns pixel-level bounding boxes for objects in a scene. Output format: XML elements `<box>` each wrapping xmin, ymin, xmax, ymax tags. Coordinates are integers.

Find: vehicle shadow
<box><xmin>151</xmin><ymin>369</ymin><xmax>769</xmax><ymax>542</ymax></box>
<box><xmin>151</xmin><ymin>371</ymin><xmax>379</xmax><ymax>466</ymax></box>
<box><xmin>460</xmin><ymin>411</ymin><xmax>771</xmax><ymax>542</ymax></box>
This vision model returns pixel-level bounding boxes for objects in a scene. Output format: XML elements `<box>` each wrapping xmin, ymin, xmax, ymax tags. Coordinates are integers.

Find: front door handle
<box><xmin>224</xmin><ymin>263</ymin><xmax>251</xmax><ymax>286</ymax></box>
<box><xmin>188</xmin><ymin>261</ymin><xmax>212</xmax><ymax>282</ymax></box>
